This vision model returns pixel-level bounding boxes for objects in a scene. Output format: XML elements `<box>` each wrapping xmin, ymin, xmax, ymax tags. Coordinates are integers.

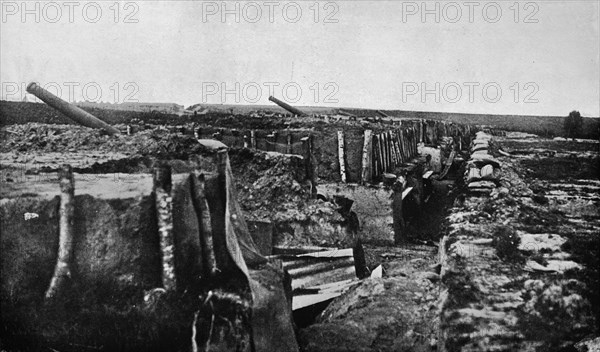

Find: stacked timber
<box><xmin>268</xmin><ymin>247</ymin><xmax>364</xmax><ymax>311</ymax></box>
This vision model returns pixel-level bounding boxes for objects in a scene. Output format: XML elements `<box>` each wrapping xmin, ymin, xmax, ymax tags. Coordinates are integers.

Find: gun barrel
<box><xmin>268</xmin><ymin>96</ymin><xmax>306</xmax><ymax>117</ymax></box>
<box><xmin>26</xmin><ymin>82</ymin><xmax>120</xmax><ymax>135</ymax></box>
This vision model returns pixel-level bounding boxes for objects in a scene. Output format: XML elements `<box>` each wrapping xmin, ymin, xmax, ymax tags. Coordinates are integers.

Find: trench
<box><xmin>1</xmin><ymin>117</ymin><xmax>472</xmax><ymax>351</ymax></box>
<box><xmin>294</xmin><ymin>171</ymin><xmax>463</xmax><ymax>351</ymax></box>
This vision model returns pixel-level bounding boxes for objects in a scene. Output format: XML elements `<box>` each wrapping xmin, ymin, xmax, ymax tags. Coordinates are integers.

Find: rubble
<box><xmin>2</xmin><ymin>99</ymin><xmax>599</xmax><ymax>351</ymax></box>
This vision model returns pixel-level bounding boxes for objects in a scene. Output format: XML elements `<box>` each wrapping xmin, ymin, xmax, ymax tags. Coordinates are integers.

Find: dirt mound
<box><xmin>1</xmin><ymin>123</ymin><xmax>202</xmax><ymax>158</ymax></box>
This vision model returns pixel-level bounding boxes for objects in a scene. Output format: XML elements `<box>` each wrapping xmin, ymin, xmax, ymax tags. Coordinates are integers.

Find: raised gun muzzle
<box><xmin>26</xmin><ymin>82</ymin><xmax>120</xmax><ymax>135</ymax></box>
<box><xmin>268</xmin><ymin>95</ymin><xmax>306</xmax><ymax>117</ymax></box>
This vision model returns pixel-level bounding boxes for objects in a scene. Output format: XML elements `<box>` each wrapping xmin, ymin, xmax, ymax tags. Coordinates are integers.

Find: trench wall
<box><xmin>196</xmin><ymin>119</ymin><xmax>474</xmax><ymax>184</ymax></box>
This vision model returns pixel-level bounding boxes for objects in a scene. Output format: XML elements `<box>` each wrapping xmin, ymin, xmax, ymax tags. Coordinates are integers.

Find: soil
<box><xmin>2</xmin><ymin>101</ymin><xmax>599</xmax><ymax>351</ymax></box>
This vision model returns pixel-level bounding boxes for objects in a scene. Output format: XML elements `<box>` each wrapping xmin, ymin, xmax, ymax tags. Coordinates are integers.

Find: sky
<box><xmin>1</xmin><ymin>0</ymin><xmax>599</xmax><ymax>117</ymax></box>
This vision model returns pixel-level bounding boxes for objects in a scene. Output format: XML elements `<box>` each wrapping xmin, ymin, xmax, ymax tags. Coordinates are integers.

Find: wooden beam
<box><xmin>153</xmin><ymin>163</ymin><xmax>177</xmax><ymax>291</ymax></box>
<box><xmin>337</xmin><ymin>130</ymin><xmax>347</xmax><ymax>183</ymax></box>
<box><xmin>45</xmin><ymin>164</ymin><xmax>75</xmax><ymax>302</ymax></box>
<box><xmin>361</xmin><ymin>130</ymin><xmax>373</xmax><ymax>184</ymax></box>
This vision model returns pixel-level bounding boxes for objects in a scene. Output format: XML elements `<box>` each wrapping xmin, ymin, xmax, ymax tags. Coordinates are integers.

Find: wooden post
<box><xmin>399</xmin><ymin>129</ymin><xmax>406</xmax><ymax>161</ymax></box>
<box><xmin>45</xmin><ymin>164</ymin><xmax>75</xmax><ymax>301</ymax></box>
<box><xmin>361</xmin><ymin>130</ymin><xmax>373</xmax><ymax>184</ymax></box>
<box><xmin>383</xmin><ymin>132</ymin><xmax>389</xmax><ymax>172</ymax></box>
<box><xmin>388</xmin><ymin>131</ymin><xmax>395</xmax><ymax>168</ymax></box>
<box><xmin>382</xmin><ymin>133</ymin><xmax>389</xmax><ymax>172</ymax></box>
<box><xmin>243</xmin><ymin>133</ymin><xmax>249</xmax><ymax>148</ymax></box>
<box><xmin>189</xmin><ymin>171</ymin><xmax>218</xmax><ymax>278</ymax></box>
<box><xmin>412</xmin><ymin>127</ymin><xmax>418</xmax><ymax>156</ymax></box>
<box><xmin>286</xmin><ymin>133</ymin><xmax>292</xmax><ymax>154</ymax></box>
<box><xmin>393</xmin><ymin>131</ymin><xmax>401</xmax><ymax>164</ymax></box>
<box><xmin>377</xmin><ymin>134</ymin><xmax>385</xmax><ymax>175</ymax></box>
<box><xmin>408</xmin><ymin>128</ymin><xmax>413</xmax><ymax>159</ymax></box>
<box><xmin>337</xmin><ymin>130</ymin><xmax>347</xmax><ymax>183</ymax></box>
<box><xmin>250</xmin><ymin>130</ymin><xmax>256</xmax><ymax>149</ymax></box>
<box><xmin>153</xmin><ymin>163</ymin><xmax>177</xmax><ymax>291</ymax></box>
<box><xmin>372</xmin><ymin>134</ymin><xmax>380</xmax><ymax>179</ymax></box>
<box><xmin>389</xmin><ymin>131</ymin><xmax>397</xmax><ymax>167</ymax></box>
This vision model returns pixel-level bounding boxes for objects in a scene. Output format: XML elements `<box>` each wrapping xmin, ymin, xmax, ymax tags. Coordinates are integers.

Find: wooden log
<box><xmin>361</xmin><ymin>130</ymin><xmax>373</xmax><ymax>184</ymax></box>
<box><xmin>190</xmin><ymin>171</ymin><xmax>218</xmax><ymax>278</ymax></box>
<box><xmin>385</xmin><ymin>132</ymin><xmax>392</xmax><ymax>171</ymax></box>
<box><xmin>386</xmin><ymin>132</ymin><xmax>392</xmax><ymax>171</ymax></box>
<box><xmin>409</xmin><ymin>128</ymin><xmax>415</xmax><ymax>158</ymax></box>
<box><xmin>380</xmin><ymin>133</ymin><xmax>388</xmax><ymax>172</ymax></box>
<box><xmin>372</xmin><ymin>134</ymin><xmax>380</xmax><ymax>178</ymax></box>
<box><xmin>394</xmin><ymin>131</ymin><xmax>401</xmax><ymax>163</ymax></box>
<box><xmin>389</xmin><ymin>131</ymin><xmax>397</xmax><ymax>167</ymax></box>
<box><xmin>153</xmin><ymin>163</ymin><xmax>177</xmax><ymax>291</ymax></box>
<box><xmin>337</xmin><ymin>130</ymin><xmax>347</xmax><ymax>183</ymax></box>
<box><xmin>377</xmin><ymin>134</ymin><xmax>385</xmax><ymax>175</ymax></box>
<box><xmin>410</xmin><ymin>127</ymin><xmax>416</xmax><ymax>158</ymax></box>
<box><xmin>400</xmin><ymin>129</ymin><xmax>407</xmax><ymax>161</ymax></box>
<box><xmin>389</xmin><ymin>131</ymin><xmax>396</xmax><ymax>167</ymax></box>
<box><xmin>395</xmin><ymin>131</ymin><xmax>402</xmax><ymax>165</ymax></box>
<box><xmin>45</xmin><ymin>164</ymin><xmax>75</xmax><ymax>301</ymax></box>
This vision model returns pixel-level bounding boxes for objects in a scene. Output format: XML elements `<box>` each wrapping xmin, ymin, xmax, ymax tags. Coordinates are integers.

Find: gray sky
<box><xmin>1</xmin><ymin>0</ymin><xmax>599</xmax><ymax>116</ymax></box>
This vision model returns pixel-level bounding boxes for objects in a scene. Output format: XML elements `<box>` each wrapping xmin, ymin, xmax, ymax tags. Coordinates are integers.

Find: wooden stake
<box><xmin>153</xmin><ymin>163</ymin><xmax>177</xmax><ymax>291</ymax></box>
<box><xmin>382</xmin><ymin>133</ymin><xmax>388</xmax><ymax>172</ymax></box>
<box><xmin>361</xmin><ymin>130</ymin><xmax>373</xmax><ymax>184</ymax></box>
<box><xmin>394</xmin><ymin>131</ymin><xmax>402</xmax><ymax>164</ymax></box>
<box><xmin>377</xmin><ymin>134</ymin><xmax>385</xmax><ymax>175</ymax></box>
<box><xmin>372</xmin><ymin>135</ymin><xmax>380</xmax><ymax>178</ymax></box>
<box><xmin>389</xmin><ymin>131</ymin><xmax>397</xmax><ymax>167</ymax></box>
<box><xmin>250</xmin><ymin>130</ymin><xmax>256</xmax><ymax>149</ymax></box>
<box><xmin>45</xmin><ymin>164</ymin><xmax>75</xmax><ymax>301</ymax></box>
<box><xmin>337</xmin><ymin>130</ymin><xmax>347</xmax><ymax>183</ymax></box>
<box><xmin>190</xmin><ymin>171</ymin><xmax>218</xmax><ymax>278</ymax></box>
<box><xmin>286</xmin><ymin>133</ymin><xmax>292</xmax><ymax>154</ymax></box>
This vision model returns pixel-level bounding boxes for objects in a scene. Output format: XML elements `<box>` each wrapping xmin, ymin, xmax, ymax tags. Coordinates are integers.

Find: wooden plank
<box><xmin>402</xmin><ymin>186</ymin><xmax>414</xmax><ymax>200</ymax></box>
<box><xmin>337</xmin><ymin>130</ymin><xmax>347</xmax><ymax>183</ymax></box>
<box><xmin>298</xmin><ymin>248</ymin><xmax>354</xmax><ymax>258</ymax></box>
<box><xmin>361</xmin><ymin>129</ymin><xmax>373</xmax><ymax>184</ymax></box>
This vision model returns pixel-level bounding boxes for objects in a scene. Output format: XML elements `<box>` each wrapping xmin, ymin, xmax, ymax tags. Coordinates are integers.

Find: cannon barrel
<box><xmin>26</xmin><ymin>82</ymin><xmax>120</xmax><ymax>135</ymax></box>
<box><xmin>268</xmin><ymin>95</ymin><xmax>306</xmax><ymax>117</ymax></box>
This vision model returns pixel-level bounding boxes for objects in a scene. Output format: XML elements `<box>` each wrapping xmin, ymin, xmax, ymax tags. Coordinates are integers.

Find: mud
<box><xmin>2</xmin><ymin>102</ymin><xmax>599</xmax><ymax>352</ymax></box>
<box><xmin>440</xmin><ymin>133</ymin><xmax>599</xmax><ymax>351</ymax></box>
